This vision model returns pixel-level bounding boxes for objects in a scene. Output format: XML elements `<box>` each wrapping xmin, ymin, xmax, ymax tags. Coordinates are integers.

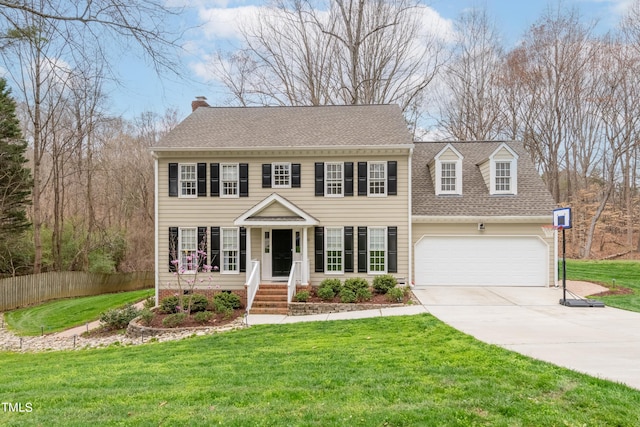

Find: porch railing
<box><xmin>287</xmin><ymin>261</ymin><xmax>302</xmax><ymax>302</ymax></box>
<box><xmin>246</xmin><ymin>260</ymin><xmax>260</xmax><ymax>312</ymax></box>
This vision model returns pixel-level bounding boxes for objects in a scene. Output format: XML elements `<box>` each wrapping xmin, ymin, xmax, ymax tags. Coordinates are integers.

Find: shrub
<box><xmin>373</xmin><ymin>274</ymin><xmax>398</xmax><ymax>294</ymax></box>
<box><xmin>143</xmin><ymin>296</ymin><xmax>155</xmax><ymax>309</ymax></box>
<box><xmin>99</xmin><ymin>304</ymin><xmax>141</xmax><ymax>329</ymax></box>
<box><xmin>159</xmin><ymin>295</ymin><xmax>180</xmax><ymax>314</ymax></box>
<box><xmin>214</xmin><ymin>292</ymin><xmax>242</xmax><ymax>309</ymax></box>
<box><xmin>139</xmin><ymin>308</ymin><xmax>155</xmax><ymax>326</ymax></box>
<box><xmin>339</xmin><ymin>287</ymin><xmax>356</xmax><ymax>303</ymax></box>
<box><xmin>182</xmin><ymin>293</ymin><xmax>209</xmax><ymax>313</ymax></box>
<box><xmin>194</xmin><ymin>311</ymin><xmax>213</xmax><ymax>324</ymax></box>
<box><xmin>320</xmin><ymin>278</ymin><xmax>342</xmax><ymax>294</ymax></box>
<box><xmin>355</xmin><ymin>287</ymin><xmax>372</xmax><ymax>302</ymax></box>
<box><xmin>386</xmin><ymin>287</ymin><xmax>404</xmax><ymax>303</ymax></box>
<box><xmin>317</xmin><ymin>285</ymin><xmax>335</xmax><ymax>301</ymax></box>
<box><xmin>294</xmin><ymin>290</ymin><xmax>310</xmax><ymax>302</ymax></box>
<box><xmin>162</xmin><ymin>312</ymin><xmax>187</xmax><ymax>328</ymax></box>
<box><xmin>343</xmin><ymin>277</ymin><xmax>369</xmax><ymax>293</ymax></box>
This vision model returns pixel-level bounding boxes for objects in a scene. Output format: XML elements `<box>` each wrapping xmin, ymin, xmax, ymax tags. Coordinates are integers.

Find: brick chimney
<box><xmin>191</xmin><ymin>96</ymin><xmax>210</xmax><ymax>111</ymax></box>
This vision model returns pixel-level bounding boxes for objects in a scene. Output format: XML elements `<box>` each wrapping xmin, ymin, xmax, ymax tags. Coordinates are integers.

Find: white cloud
<box><xmin>198</xmin><ymin>5</ymin><xmax>262</xmax><ymax>40</ymax></box>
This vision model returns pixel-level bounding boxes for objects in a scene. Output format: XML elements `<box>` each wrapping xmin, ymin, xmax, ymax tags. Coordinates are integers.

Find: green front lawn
<box><xmin>565</xmin><ymin>259</ymin><xmax>640</xmax><ymax>312</ymax></box>
<box><xmin>1</xmin><ymin>315</ymin><xmax>639</xmax><ymax>426</ymax></box>
<box><xmin>4</xmin><ymin>289</ymin><xmax>153</xmax><ymax>336</ymax></box>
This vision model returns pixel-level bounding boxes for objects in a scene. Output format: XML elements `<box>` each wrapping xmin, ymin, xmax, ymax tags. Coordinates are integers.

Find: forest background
<box><xmin>1</xmin><ymin>0</ymin><xmax>640</xmax><ymax>277</ymax></box>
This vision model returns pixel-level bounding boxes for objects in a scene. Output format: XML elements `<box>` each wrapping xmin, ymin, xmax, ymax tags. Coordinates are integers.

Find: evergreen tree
<box><xmin>0</xmin><ymin>78</ymin><xmax>31</xmax><ymax>239</ymax></box>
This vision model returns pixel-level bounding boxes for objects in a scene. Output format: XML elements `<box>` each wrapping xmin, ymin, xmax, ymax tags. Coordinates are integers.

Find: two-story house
<box><xmin>151</xmin><ymin>100</ymin><xmax>556</xmax><ymax>311</ymax></box>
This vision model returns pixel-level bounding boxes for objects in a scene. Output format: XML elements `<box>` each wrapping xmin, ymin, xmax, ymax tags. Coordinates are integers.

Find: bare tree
<box><xmin>212</xmin><ymin>0</ymin><xmax>446</xmax><ymax>129</ymax></box>
<box><xmin>437</xmin><ymin>7</ymin><xmax>507</xmax><ymax>140</ymax></box>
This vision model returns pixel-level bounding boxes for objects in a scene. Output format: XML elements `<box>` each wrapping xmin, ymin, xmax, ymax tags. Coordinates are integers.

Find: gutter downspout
<box><xmin>408</xmin><ymin>146</ymin><xmax>413</xmax><ymax>287</ymax></box>
<box><xmin>153</xmin><ymin>154</ymin><xmax>159</xmax><ymax>306</ymax></box>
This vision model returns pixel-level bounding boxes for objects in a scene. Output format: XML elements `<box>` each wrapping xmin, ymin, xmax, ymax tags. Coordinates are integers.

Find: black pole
<box><xmin>562</xmin><ymin>227</ymin><xmax>566</xmax><ymax>303</ymax></box>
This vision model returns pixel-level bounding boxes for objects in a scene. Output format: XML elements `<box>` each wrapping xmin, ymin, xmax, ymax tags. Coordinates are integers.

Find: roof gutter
<box><xmin>412</xmin><ymin>215</ymin><xmax>552</xmax><ymax>224</ymax></box>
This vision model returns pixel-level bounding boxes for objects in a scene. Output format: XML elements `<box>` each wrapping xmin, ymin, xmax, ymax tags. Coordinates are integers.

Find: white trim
<box><xmin>412</xmin><ymin>215</ymin><xmax>552</xmax><ymax>224</ymax></box>
<box><xmin>220</xmin><ymin>163</ymin><xmax>240</xmax><ymax>198</ymax></box>
<box><xmin>367</xmin><ymin>226</ymin><xmax>387</xmax><ymax>274</ymax></box>
<box><xmin>150</xmin><ymin>144</ymin><xmax>415</xmax><ymax>154</ymax></box>
<box><xmin>324</xmin><ymin>162</ymin><xmax>344</xmax><ymax>197</ymax></box>
<box><xmin>178</xmin><ymin>163</ymin><xmax>197</xmax><ymax>198</ymax></box>
<box><xmin>434</xmin><ymin>144</ymin><xmax>463</xmax><ymax>195</ymax></box>
<box><xmin>272</xmin><ymin>162</ymin><xmax>292</xmax><ymax>189</ymax></box>
<box><xmin>367</xmin><ymin>161</ymin><xmax>387</xmax><ymax>197</ymax></box>
<box><xmin>408</xmin><ymin>147</ymin><xmax>413</xmax><ymax>286</ymax></box>
<box><xmin>235</xmin><ymin>193</ymin><xmax>319</xmax><ymax>226</ymax></box>
<box><xmin>220</xmin><ymin>227</ymin><xmax>240</xmax><ymax>274</ymax></box>
<box><xmin>154</xmin><ymin>157</ymin><xmax>159</xmax><ymax>305</ymax></box>
<box><xmin>489</xmin><ymin>143</ymin><xmax>518</xmax><ymax>195</ymax></box>
<box><xmin>324</xmin><ymin>226</ymin><xmax>344</xmax><ymax>274</ymax></box>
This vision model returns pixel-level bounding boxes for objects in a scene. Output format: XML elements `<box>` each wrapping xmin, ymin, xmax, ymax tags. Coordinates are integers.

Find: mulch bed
<box><xmin>145</xmin><ymin>308</ymin><xmax>245</xmax><ymax>329</ymax></box>
<box><xmin>591</xmin><ymin>286</ymin><xmax>634</xmax><ymax>297</ymax></box>
<box><xmin>302</xmin><ymin>292</ymin><xmax>411</xmax><ymax>304</ymax></box>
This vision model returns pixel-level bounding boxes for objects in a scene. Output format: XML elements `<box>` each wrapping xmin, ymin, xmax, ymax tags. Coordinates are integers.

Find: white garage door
<box><xmin>414</xmin><ymin>236</ymin><xmax>548</xmax><ymax>287</ymax></box>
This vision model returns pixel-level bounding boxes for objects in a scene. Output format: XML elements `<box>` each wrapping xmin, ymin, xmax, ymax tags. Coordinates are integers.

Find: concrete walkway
<box><xmin>413</xmin><ymin>282</ymin><xmax>640</xmax><ymax>391</ymax></box>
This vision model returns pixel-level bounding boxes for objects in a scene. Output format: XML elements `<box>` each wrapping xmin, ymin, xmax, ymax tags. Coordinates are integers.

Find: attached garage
<box><xmin>414</xmin><ymin>235</ymin><xmax>549</xmax><ymax>287</ymax></box>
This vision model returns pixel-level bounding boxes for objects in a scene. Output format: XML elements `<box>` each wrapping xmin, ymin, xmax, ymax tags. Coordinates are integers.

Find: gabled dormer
<box><xmin>479</xmin><ymin>143</ymin><xmax>519</xmax><ymax>195</ymax></box>
<box><xmin>430</xmin><ymin>143</ymin><xmax>463</xmax><ymax>195</ymax></box>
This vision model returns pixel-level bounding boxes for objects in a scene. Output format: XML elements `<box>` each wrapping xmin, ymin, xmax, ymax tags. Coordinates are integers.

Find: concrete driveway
<box><xmin>412</xmin><ymin>284</ymin><xmax>640</xmax><ymax>391</ymax></box>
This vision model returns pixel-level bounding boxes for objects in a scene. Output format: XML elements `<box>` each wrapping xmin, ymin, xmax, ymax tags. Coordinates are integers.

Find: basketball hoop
<box><xmin>541</xmin><ymin>225</ymin><xmax>558</xmax><ymax>238</ymax></box>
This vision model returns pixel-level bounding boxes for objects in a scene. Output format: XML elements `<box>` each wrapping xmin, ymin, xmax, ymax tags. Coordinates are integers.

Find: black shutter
<box><xmin>240</xmin><ymin>164</ymin><xmax>249</xmax><ymax>197</ymax></box>
<box><xmin>262</xmin><ymin>164</ymin><xmax>272</xmax><ymax>188</ymax></box>
<box><xmin>387</xmin><ymin>226</ymin><xmax>397</xmax><ymax>273</ymax></box>
<box><xmin>344</xmin><ymin>162</ymin><xmax>354</xmax><ymax>196</ymax></box>
<box><xmin>168</xmin><ymin>163</ymin><xmax>178</xmax><ymax>197</ymax></box>
<box><xmin>315</xmin><ymin>163</ymin><xmax>324</xmax><ymax>196</ymax></box>
<box><xmin>358</xmin><ymin>226</ymin><xmax>367</xmax><ymax>273</ymax></box>
<box><xmin>210</xmin><ymin>163</ymin><xmax>220</xmax><ymax>197</ymax></box>
<box><xmin>315</xmin><ymin>227</ymin><xmax>324</xmax><ymax>272</ymax></box>
<box><xmin>197</xmin><ymin>163</ymin><xmax>207</xmax><ymax>197</ymax></box>
<box><xmin>169</xmin><ymin>227</ymin><xmax>178</xmax><ymax>272</ymax></box>
<box><xmin>344</xmin><ymin>226</ymin><xmax>354</xmax><ymax>273</ymax></box>
<box><xmin>292</xmin><ymin>163</ymin><xmax>301</xmax><ymax>188</ymax></box>
<box><xmin>358</xmin><ymin>162</ymin><xmax>367</xmax><ymax>196</ymax></box>
<box><xmin>210</xmin><ymin>227</ymin><xmax>220</xmax><ymax>271</ymax></box>
<box><xmin>197</xmin><ymin>227</ymin><xmax>207</xmax><ymax>271</ymax></box>
<box><xmin>240</xmin><ymin>227</ymin><xmax>247</xmax><ymax>272</ymax></box>
<box><xmin>388</xmin><ymin>161</ymin><xmax>397</xmax><ymax>196</ymax></box>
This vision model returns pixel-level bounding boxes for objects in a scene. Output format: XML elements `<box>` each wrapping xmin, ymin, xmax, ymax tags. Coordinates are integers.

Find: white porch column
<box><xmin>245</xmin><ymin>227</ymin><xmax>252</xmax><ymax>283</ymax></box>
<box><xmin>302</xmin><ymin>227</ymin><xmax>309</xmax><ymax>284</ymax></box>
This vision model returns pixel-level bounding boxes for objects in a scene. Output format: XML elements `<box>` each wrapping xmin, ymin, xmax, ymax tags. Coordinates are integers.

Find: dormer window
<box><xmin>433</xmin><ymin>144</ymin><xmax>463</xmax><ymax>195</ymax></box>
<box><xmin>488</xmin><ymin>143</ymin><xmax>518</xmax><ymax>195</ymax></box>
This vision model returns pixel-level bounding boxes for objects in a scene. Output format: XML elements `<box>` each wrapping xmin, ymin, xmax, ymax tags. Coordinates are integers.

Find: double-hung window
<box><xmin>272</xmin><ymin>163</ymin><xmax>291</xmax><ymax>188</ymax></box>
<box><xmin>180</xmin><ymin>164</ymin><xmax>197</xmax><ymax>197</ymax></box>
<box><xmin>221</xmin><ymin>227</ymin><xmax>239</xmax><ymax>273</ymax></box>
<box><xmin>325</xmin><ymin>227</ymin><xmax>343</xmax><ymax>273</ymax></box>
<box><xmin>495</xmin><ymin>161</ymin><xmax>511</xmax><ymax>192</ymax></box>
<box><xmin>368</xmin><ymin>162</ymin><xmax>386</xmax><ymax>196</ymax></box>
<box><xmin>368</xmin><ymin>227</ymin><xmax>386</xmax><ymax>273</ymax></box>
<box><xmin>221</xmin><ymin>164</ymin><xmax>239</xmax><ymax>197</ymax></box>
<box><xmin>440</xmin><ymin>162</ymin><xmax>457</xmax><ymax>193</ymax></box>
<box><xmin>179</xmin><ymin>227</ymin><xmax>197</xmax><ymax>272</ymax></box>
<box><xmin>325</xmin><ymin>162</ymin><xmax>343</xmax><ymax>196</ymax></box>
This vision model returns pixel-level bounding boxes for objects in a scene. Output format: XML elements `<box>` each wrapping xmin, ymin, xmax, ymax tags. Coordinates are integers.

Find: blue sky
<box><xmin>108</xmin><ymin>0</ymin><xmax>633</xmax><ymax>122</ymax></box>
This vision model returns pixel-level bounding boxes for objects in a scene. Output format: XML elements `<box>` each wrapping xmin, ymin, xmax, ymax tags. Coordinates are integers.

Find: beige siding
<box><xmin>157</xmin><ymin>150</ymin><xmax>411</xmax><ymax>290</ymax></box>
<box><xmin>493</xmin><ymin>147</ymin><xmax>515</xmax><ymax>160</ymax></box>
<box><xmin>411</xmin><ymin>221</ymin><xmax>555</xmax><ymax>287</ymax></box>
<box><xmin>479</xmin><ymin>160</ymin><xmax>490</xmax><ymax>187</ymax></box>
<box><xmin>439</xmin><ymin>148</ymin><xmax>460</xmax><ymax>161</ymax></box>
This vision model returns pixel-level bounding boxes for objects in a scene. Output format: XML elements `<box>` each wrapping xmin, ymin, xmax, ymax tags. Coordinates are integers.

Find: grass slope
<box><xmin>1</xmin><ymin>315</ymin><xmax>639</xmax><ymax>426</ymax></box>
<box><xmin>565</xmin><ymin>259</ymin><xmax>640</xmax><ymax>311</ymax></box>
<box><xmin>4</xmin><ymin>289</ymin><xmax>153</xmax><ymax>336</ymax></box>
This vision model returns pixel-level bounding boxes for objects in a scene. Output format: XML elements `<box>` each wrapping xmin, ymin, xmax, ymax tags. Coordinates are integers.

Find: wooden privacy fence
<box><xmin>0</xmin><ymin>271</ymin><xmax>154</xmax><ymax>311</ymax></box>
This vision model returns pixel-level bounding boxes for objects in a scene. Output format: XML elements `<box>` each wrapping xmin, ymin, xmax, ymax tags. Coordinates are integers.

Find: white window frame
<box><xmin>179</xmin><ymin>227</ymin><xmax>198</xmax><ymax>273</ymax></box>
<box><xmin>368</xmin><ymin>161</ymin><xmax>387</xmax><ymax>197</ymax></box>
<box><xmin>368</xmin><ymin>227</ymin><xmax>387</xmax><ymax>274</ymax></box>
<box><xmin>220</xmin><ymin>163</ymin><xmax>239</xmax><ymax>198</ymax></box>
<box><xmin>179</xmin><ymin>164</ymin><xmax>197</xmax><ymax>198</ymax></box>
<box><xmin>435</xmin><ymin>160</ymin><xmax>462</xmax><ymax>195</ymax></box>
<box><xmin>325</xmin><ymin>162</ymin><xmax>344</xmax><ymax>197</ymax></box>
<box><xmin>272</xmin><ymin>162</ymin><xmax>291</xmax><ymax>189</ymax></box>
<box><xmin>221</xmin><ymin>227</ymin><xmax>240</xmax><ymax>274</ymax></box>
<box><xmin>325</xmin><ymin>227</ymin><xmax>344</xmax><ymax>274</ymax></box>
<box><xmin>440</xmin><ymin>161</ymin><xmax>457</xmax><ymax>193</ymax></box>
<box><xmin>491</xmin><ymin>159</ymin><xmax>517</xmax><ymax>195</ymax></box>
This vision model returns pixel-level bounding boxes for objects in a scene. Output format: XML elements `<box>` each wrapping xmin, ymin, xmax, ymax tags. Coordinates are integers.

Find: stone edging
<box><xmin>126</xmin><ymin>315</ymin><xmax>246</xmax><ymax>338</ymax></box>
